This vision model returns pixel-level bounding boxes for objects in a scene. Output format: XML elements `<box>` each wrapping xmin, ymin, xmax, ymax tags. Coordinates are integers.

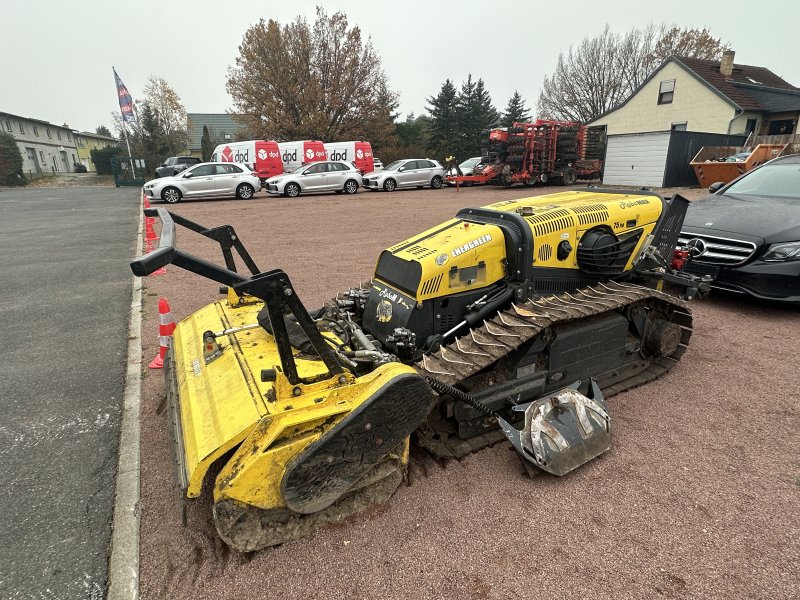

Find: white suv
<box><xmin>362</xmin><ymin>159</ymin><xmax>444</xmax><ymax>192</ymax></box>
<box><xmin>264</xmin><ymin>161</ymin><xmax>361</xmax><ymax>197</ymax></box>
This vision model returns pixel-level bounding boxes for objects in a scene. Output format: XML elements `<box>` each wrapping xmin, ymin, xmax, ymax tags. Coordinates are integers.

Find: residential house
<box><xmin>74</xmin><ymin>131</ymin><xmax>119</xmax><ymax>172</ymax></box>
<box><xmin>589</xmin><ymin>51</ymin><xmax>800</xmax><ymax>136</ymax></box>
<box><xmin>186</xmin><ymin>113</ymin><xmax>247</xmax><ymax>158</ymax></box>
<box><xmin>587</xmin><ymin>51</ymin><xmax>800</xmax><ymax>187</ymax></box>
<box><xmin>1</xmin><ymin>111</ymin><xmax>81</xmax><ymax>174</ymax></box>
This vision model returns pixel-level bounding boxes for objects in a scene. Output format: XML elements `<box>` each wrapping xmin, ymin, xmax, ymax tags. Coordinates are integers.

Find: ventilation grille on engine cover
<box><xmin>524</xmin><ymin>209</ymin><xmax>575</xmax><ymax>237</ymax></box>
<box><xmin>571</xmin><ymin>204</ymin><xmax>609</xmax><ymax>225</ymax></box>
<box><xmin>405</xmin><ymin>245</ymin><xmax>436</xmax><ymax>258</ymax></box>
<box><xmin>537</xmin><ymin>244</ymin><xmax>553</xmax><ymax>262</ymax></box>
<box><xmin>420</xmin><ymin>273</ymin><xmax>443</xmax><ymax>295</ymax></box>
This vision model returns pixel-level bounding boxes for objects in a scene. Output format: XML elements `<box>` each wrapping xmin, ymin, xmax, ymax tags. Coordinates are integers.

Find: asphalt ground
<box><xmin>0</xmin><ymin>187</ymin><xmax>139</xmax><ymax>598</ymax></box>
<box><xmin>136</xmin><ymin>185</ymin><xmax>799</xmax><ymax>599</ymax></box>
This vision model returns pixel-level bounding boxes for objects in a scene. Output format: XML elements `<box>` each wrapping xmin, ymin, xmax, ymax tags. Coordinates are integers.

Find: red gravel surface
<box><xmin>136</xmin><ymin>185</ymin><xmax>799</xmax><ymax>599</ymax></box>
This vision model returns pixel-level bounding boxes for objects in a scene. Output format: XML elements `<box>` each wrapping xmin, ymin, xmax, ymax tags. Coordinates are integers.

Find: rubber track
<box><xmin>412</xmin><ymin>281</ymin><xmax>693</xmax><ymax>458</ymax></box>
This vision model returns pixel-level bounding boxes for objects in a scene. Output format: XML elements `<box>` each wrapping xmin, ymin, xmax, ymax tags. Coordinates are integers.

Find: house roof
<box><xmin>588</xmin><ymin>55</ymin><xmax>800</xmax><ymax>124</ymax></box>
<box><xmin>187</xmin><ymin>113</ymin><xmax>245</xmax><ymax>150</ymax></box>
<box><xmin>76</xmin><ymin>131</ymin><xmax>118</xmax><ymax>142</ymax></box>
<box><xmin>0</xmin><ymin>111</ymin><xmax>75</xmax><ymax>131</ymax></box>
<box><xmin>675</xmin><ymin>56</ymin><xmax>797</xmax><ymax>111</ymax></box>
<box><xmin>728</xmin><ymin>82</ymin><xmax>800</xmax><ymax>114</ymax></box>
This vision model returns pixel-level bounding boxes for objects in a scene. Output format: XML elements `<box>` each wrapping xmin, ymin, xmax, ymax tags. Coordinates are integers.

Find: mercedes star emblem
<box><xmin>686</xmin><ymin>238</ymin><xmax>707</xmax><ymax>257</ymax></box>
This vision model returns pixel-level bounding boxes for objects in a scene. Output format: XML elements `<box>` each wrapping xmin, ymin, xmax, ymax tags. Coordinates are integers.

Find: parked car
<box><xmin>373</xmin><ymin>157</ymin><xmax>384</xmax><ymax>170</ymax></box>
<box><xmin>264</xmin><ymin>161</ymin><xmax>361</xmax><ymax>197</ymax></box>
<box><xmin>154</xmin><ymin>156</ymin><xmax>201</xmax><ymax>178</ymax></box>
<box><xmin>143</xmin><ymin>162</ymin><xmax>260</xmax><ymax>203</ymax></box>
<box><xmin>679</xmin><ymin>154</ymin><xmax>800</xmax><ymax>303</ymax></box>
<box><xmin>361</xmin><ymin>159</ymin><xmax>444</xmax><ymax>192</ymax></box>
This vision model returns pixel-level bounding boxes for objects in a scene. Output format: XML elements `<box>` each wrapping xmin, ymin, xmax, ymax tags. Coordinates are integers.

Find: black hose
<box><xmin>425</xmin><ymin>377</ymin><xmax>494</xmax><ymax>418</ymax></box>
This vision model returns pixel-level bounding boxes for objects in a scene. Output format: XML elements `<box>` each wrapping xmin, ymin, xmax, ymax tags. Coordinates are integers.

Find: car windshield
<box><xmin>384</xmin><ymin>161</ymin><xmax>404</xmax><ymax>171</ymax></box>
<box><xmin>724</xmin><ymin>162</ymin><xmax>800</xmax><ymax>199</ymax></box>
<box><xmin>459</xmin><ymin>157</ymin><xmax>480</xmax><ymax>169</ymax></box>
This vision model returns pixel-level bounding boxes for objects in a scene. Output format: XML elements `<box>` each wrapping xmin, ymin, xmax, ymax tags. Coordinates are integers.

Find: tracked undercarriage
<box><xmin>411</xmin><ymin>281</ymin><xmax>691</xmax><ymax>457</ymax></box>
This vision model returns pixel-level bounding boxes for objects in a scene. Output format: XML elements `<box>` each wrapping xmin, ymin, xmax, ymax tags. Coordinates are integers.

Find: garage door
<box><xmin>602</xmin><ymin>132</ymin><xmax>671</xmax><ymax>187</ymax></box>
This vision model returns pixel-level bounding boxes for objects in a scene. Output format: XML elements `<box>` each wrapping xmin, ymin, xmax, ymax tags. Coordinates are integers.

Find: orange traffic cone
<box><xmin>143</xmin><ymin>193</ymin><xmax>151</xmax><ymax>209</ymax></box>
<box><xmin>149</xmin><ymin>298</ymin><xmax>176</xmax><ymax>369</ymax></box>
<box><xmin>143</xmin><ymin>220</ymin><xmax>166</xmax><ymax>274</ymax></box>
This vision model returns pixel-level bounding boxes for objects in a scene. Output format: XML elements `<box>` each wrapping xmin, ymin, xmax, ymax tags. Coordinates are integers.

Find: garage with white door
<box><xmin>602</xmin><ymin>132</ymin><xmax>671</xmax><ymax>187</ymax></box>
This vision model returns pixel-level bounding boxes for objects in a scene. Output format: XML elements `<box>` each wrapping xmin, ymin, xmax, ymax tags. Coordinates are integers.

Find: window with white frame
<box><xmin>658</xmin><ymin>80</ymin><xmax>675</xmax><ymax>105</ymax></box>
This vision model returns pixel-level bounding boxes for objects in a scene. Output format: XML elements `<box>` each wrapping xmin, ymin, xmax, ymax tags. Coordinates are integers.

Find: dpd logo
<box><xmin>356</xmin><ymin>149</ymin><xmax>363</xmax><ymax>159</ymax></box>
<box><xmin>305</xmin><ymin>148</ymin><xmax>315</xmax><ymax>160</ymax></box>
<box><xmin>221</xmin><ymin>146</ymin><xmax>233</xmax><ymax>162</ymax></box>
<box><xmin>232</xmin><ymin>149</ymin><xmax>249</xmax><ymax>163</ymax></box>
<box><xmin>282</xmin><ymin>150</ymin><xmax>297</xmax><ymax>162</ymax></box>
<box><xmin>329</xmin><ymin>150</ymin><xmax>348</xmax><ymax>161</ymax></box>
<box><xmin>257</xmin><ymin>149</ymin><xmax>268</xmax><ymax>160</ymax></box>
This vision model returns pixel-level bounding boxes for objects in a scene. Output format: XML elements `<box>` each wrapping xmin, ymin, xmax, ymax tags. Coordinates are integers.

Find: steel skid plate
<box><xmin>497</xmin><ymin>379</ymin><xmax>611</xmax><ymax>476</ymax></box>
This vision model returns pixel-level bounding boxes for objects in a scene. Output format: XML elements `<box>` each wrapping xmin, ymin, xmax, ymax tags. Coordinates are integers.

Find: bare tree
<box><xmin>653</xmin><ymin>27</ymin><xmax>730</xmax><ymax>63</ymax></box>
<box><xmin>227</xmin><ymin>7</ymin><xmax>398</xmax><ymax>148</ymax></box>
<box><xmin>142</xmin><ymin>76</ymin><xmax>189</xmax><ymax>155</ymax></box>
<box><xmin>537</xmin><ymin>24</ymin><xmax>730</xmax><ymax>122</ymax></box>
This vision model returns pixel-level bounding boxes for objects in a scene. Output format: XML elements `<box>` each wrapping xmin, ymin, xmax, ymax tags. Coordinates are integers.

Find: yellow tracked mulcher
<box><xmin>131</xmin><ymin>189</ymin><xmax>709</xmax><ymax>551</ymax></box>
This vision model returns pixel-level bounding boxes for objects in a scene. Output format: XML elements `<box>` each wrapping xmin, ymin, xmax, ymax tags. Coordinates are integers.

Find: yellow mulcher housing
<box><xmin>131</xmin><ymin>189</ymin><xmax>707</xmax><ymax>551</ymax></box>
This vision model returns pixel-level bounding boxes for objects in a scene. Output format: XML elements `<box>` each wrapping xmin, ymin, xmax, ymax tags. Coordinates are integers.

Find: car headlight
<box><xmin>762</xmin><ymin>241</ymin><xmax>800</xmax><ymax>262</ymax></box>
<box><xmin>270</xmin><ymin>178</ymin><xmax>283</xmax><ymax>185</ymax></box>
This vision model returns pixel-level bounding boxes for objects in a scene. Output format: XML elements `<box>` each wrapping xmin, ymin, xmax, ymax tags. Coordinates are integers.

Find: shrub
<box><xmin>0</xmin><ymin>132</ymin><xmax>25</xmax><ymax>186</ymax></box>
<box><xmin>90</xmin><ymin>145</ymin><xmax>125</xmax><ymax>175</ymax></box>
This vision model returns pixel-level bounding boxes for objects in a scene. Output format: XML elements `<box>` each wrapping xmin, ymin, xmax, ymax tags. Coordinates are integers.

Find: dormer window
<box><xmin>658</xmin><ymin>80</ymin><xmax>675</xmax><ymax>105</ymax></box>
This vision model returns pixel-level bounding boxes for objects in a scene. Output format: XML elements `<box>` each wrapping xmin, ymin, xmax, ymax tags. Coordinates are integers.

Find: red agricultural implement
<box><xmin>446</xmin><ymin>120</ymin><xmax>605</xmax><ymax>188</ymax></box>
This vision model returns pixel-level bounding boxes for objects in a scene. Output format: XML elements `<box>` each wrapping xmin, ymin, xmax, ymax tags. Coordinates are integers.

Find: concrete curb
<box><xmin>107</xmin><ymin>197</ymin><xmax>144</xmax><ymax>600</ymax></box>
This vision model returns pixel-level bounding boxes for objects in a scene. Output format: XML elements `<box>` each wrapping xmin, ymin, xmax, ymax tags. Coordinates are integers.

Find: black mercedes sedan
<box><xmin>679</xmin><ymin>154</ymin><xmax>800</xmax><ymax>303</ymax></box>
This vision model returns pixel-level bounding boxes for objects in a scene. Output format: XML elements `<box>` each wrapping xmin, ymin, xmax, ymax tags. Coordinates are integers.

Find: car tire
<box><xmin>430</xmin><ymin>176</ymin><xmax>443</xmax><ymax>189</ymax></box>
<box><xmin>162</xmin><ymin>187</ymin><xmax>182</xmax><ymax>204</ymax></box>
<box><xmin>344</xmin><ymin>179</ymin><xmax>359</xmax><ymax>194</ymax></box>
<box><xmin>284</xmin><ymin>183</ymin><xmax>301</xmax><ymax>198</ymax></box>
<box><xmin>561</xmin><ymin>168</ymin><xmax>577</xmax><ymax>186</ymax></box>
<box><xmin>236</xmin><ymin>183</ymin><xmax>255</xmax><ymax>199</ymax></box>
<box><xmin>383</xmin><ymin>179</ymin><xmax>397</xmax><ymax>192</ymax></box>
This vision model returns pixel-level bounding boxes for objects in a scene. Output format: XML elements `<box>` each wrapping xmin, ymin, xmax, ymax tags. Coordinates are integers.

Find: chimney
<box><xmin>720</xmin><ymin>50</ymin><xmax>735</xmax><ymax>77</ymax></box>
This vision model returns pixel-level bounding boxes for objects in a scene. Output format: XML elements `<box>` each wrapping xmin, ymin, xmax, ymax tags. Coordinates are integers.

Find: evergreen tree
<box><xmin>502</xmin><ymin>91</ymin><xmax>530</xmax><ymax>127</ymax></box>
<box><xmin>95</xmin><ymin>125</ymin><xmax>112</xmax><ymax>138</ymax></box>
<box><xmin>394</xmin><ymin>113</ymin><xmax>430</xmax><ymax>162</ymax></box>
<box><xmin>200</xmin><ymin>125</ymin><xmax>214</xmax><ymax>161</ymax></box>
<box><xmin>0</xmin><ymin>131</ymin><xmax>25</xmax><ymax>185</ymax></box>
<box><xmin>133</xmin><ymin>101</ymin><xmax>169</xmax><ymax>175</ymax></box>
<box><xmin>425</xmin><ymin>79</ymin><xmax>459</xmax><ymax>160</ymax></box>
<box><xmin>456</xmin><ymin>75</ymin><xmax>498</xmax><ymax>159</ymax></box>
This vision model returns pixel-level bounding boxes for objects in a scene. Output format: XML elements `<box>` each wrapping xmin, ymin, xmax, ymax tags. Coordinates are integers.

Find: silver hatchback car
<box><xmin>143</xmin><ymin>162</ymin><xmax>261</xmax><ymax>203</ymax></box>
<box><xmin>362</xmin><ymin>159</ymin><xmax>444</xmax><ymax>192</ymax></box>
<box><xmin>264</xmin><ymin>161</ymin><xmax>362</xmax><ymax>197</ymax></box>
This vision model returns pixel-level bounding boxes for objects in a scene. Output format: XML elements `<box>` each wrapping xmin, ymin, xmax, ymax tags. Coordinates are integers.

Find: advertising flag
<box><xmin>113</xmin><ymin>68</ymin><xmax>136</xmax><ymax>123</ymax></box>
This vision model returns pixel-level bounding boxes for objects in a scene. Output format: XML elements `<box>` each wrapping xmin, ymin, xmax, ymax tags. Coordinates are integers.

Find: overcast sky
<box><xmin>3</xmin><ymin>0</ymin><xmax>799</xmax><ymax>133</ymax></box>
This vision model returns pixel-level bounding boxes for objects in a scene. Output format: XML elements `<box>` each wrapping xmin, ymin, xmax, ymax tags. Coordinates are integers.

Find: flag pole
<box><xmin>121</xmin><ymin>117</ymin><xmax>136</xmax><ymax>178</ymax></box>
<box><xmin>113</xmin><ymin>66</ymin><xmax>137</xmax><ymax>178</ymax></box>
